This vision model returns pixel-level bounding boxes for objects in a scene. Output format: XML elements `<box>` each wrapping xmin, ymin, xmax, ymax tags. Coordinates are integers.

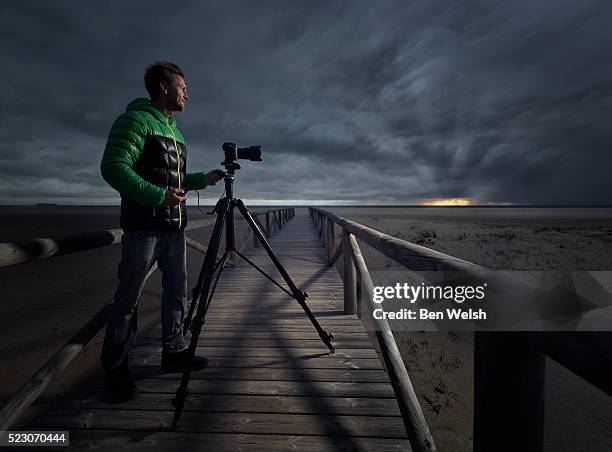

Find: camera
<box><xmin>222</xmin><ymin>142</ymin><xmax>262</xmax><ymax>163</ymax></box>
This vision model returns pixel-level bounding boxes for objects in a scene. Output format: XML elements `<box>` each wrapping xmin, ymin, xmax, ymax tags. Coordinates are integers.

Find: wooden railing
<box><xmin>309</xmin><ymin>207</ymin><xmax>612</xmax><ymax>452</ymax></box>
<box><xmin>0</xmin><ymin>207</ymin><xmax>295</xmax><ymax>431</ymax></box>
<box><xmin>0</xmin><ymin>208</ymin><xmax>295</xmax><ymax>269</ymax></box>
<box><xmin>309</xmin><ymin>207</ymin><xmax>437</xmax><ymax>452</ymax></box>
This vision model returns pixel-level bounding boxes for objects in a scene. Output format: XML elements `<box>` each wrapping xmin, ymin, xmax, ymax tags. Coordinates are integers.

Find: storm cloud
<box><xmin>1</xmin><ymin>0</ymin><xmax>612</xmax><ymax>205</ymax></box>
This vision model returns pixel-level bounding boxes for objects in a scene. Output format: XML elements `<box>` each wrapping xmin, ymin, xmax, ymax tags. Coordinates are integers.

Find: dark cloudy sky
<box><xmin>1</xmin><ymin>0</ymin><xmax>612</xmax><ymax>205</ymax></box>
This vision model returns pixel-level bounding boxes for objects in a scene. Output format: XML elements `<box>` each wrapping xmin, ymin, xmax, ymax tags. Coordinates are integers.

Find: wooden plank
<box><xmin>197</xmin><ymin>312</ymin><xmax>361</xmax><ymax>321</ymax></box>
<box><xmin>204</xmin><ymin>319</ymin><xmax>354</xmax><ymax>327</ymax></box>
<box><xmin>210</xmin><ymin>287</ymin><xmax>344</xmax><ymax>292</ymax></box>
<box><xmin>199</xmin><ymin>293</ymin><xmax>340</xmax><ymax>300</ymax></box>
<box><xmin>38</xmin><ymin>409</ymin><xmax>408</xmax><ymax>438</ymax></box>
<box><xmin>138</xmin><ymin>331</ymin><xmax>371</xmax><ymax>341</ymax></box>
<box><xmin>87</xmin><ymin>379</ymin><xmax>396</xmax><ymax>398</ymax></box>
<box><xmin>200</xmin><ymin>305</ymin><xmax>342</xmax><ymax>311</ymax></box>
<box><xmin>142</xmin><ymin>346</ymin><xmax>378</xmax><ymax>358</ymax></box>
<box><xmin>178</xmin><ymin>317</ymin><xmax>363</xmax><ymax>325</ymax></box>
<box><xmin>63</xmin><ymin>393</ymin><xmax>401</xmax><ymax>416</ymax></box>
<box><xmin>145</xmin><ymin>322</ymin><xmax>365</xmax><ymax>332</ymax></box>
<box><xmin>200</xmin><ymin>301</ymin><xmax>341</xmax><ymax>307</ymax></box>
<box><xmin>130</xmin><ymin>353</ymin><xmax>383</xmax><ymax>370</ymax></box>
<box><xmin>200</xmin><ymin>298</ymin><xmax>342</xmax><ymax>304</ymax></box>
<box><xmin>212</xmin><ymin>281</ymin><xmax>342</xmax><ymax>287</ymax></box>
<box><xmin>199</xmin><ymin>298</ymin><xmax>342</xmax><ymax>305</ymax></box>
<box><xmin>143</xmin><ymin>325</ymin><xmax>369</xmax><ymax>336</ymax></box>
<box><xmin>136</xmin><ymin>339</ymin><xmax>375</xmax><ymax>349</ymax></box>
<box><xmin>182</xmin><ymin>318</ymin><xmax>363</xmax><ymax>326</ymax></box>
<box><xmin>216</xmin><ymin>270</ymin><xmax>340</xmax><ymax>275</ymax></box>
<box><xmin>138</xmin><ymin>368</ymin><xmax>391</xmax><ymax>383</ymax></box>
<box><xmin>64</xmin><ymin>430</ymin><xmax>411</xmax><ymax>452</ymax></box>
<box><xmin>222</xmin><ymin>269</ymin><xmax>334</xmax><ymax>275</ymax></box>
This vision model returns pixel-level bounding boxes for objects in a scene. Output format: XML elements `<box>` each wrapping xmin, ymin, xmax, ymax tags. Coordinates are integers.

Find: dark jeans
<box><xmin>101</xmin><ymin>229</ymin><xmax>188</xmax><ymax>371</ymax></box>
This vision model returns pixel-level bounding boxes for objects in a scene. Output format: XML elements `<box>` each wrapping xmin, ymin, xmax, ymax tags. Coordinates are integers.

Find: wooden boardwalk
<box><xmin>34</xmin><ymin>210</ymin><xmax>410</xmax><ymax>451</ymax></box>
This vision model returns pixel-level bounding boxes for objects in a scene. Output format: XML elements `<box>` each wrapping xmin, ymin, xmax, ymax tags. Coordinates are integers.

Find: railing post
<box><xmin>355</xmin><ymin>267</ymin><xmax>362</xmax><ymax>319</ymax></box>
<box><xmin>342</xmin><ymin>231</ymin><xmax>357</xmax><ymax>314</ymax></box>
<box><xmin>327</xmin><ymin>219</ymin><xmax>335</xmax><ymax>263</ymax></box>
<box><xmin>474</xmin><ymin>332</ymin><xmax>545</xmax><ymax>452</ymax></box>
<box><xmin>265</xmin><ymin>212</ymin><xmax>270</xmax><ymax>236</ymax></box>
<box><xmin>325</xmin><ymin>219</ymin><xmax>330</xmax><ymax>260</ymax></box>
<box><xmin>321</xmin><ymin>214</ymin><xmax>326</xmax><ymax>243</ymax></box>
<box><xmin>253</xmin><ymin>222</ymin><xmax>259</xmax><ymax>248</ymax></box>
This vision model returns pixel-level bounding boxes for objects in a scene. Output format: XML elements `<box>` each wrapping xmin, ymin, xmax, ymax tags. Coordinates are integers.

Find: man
<box><xmin>100</xmin><ymin>61</ymin><xmax>224</xmax><ymax>401</ymax></box>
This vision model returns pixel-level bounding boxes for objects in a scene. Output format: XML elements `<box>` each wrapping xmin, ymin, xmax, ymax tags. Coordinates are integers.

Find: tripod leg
<box><xmin>183</xmin><ymin>249</ymin><xmax>229</xmax><ymax>333</ymax></box>
<box><xmin>172</xmin><ymin>197</ymin><xmax>229</xmax><ymax>427</ymax></box>
<box><xmin>183</xmin><ymin>196</ymin><xmax>229</xmax><ymax>332</ymax></box>
<box><xmin>235</xmin><ymin>200</ymin><xmax>335</xmax><ymax>353</ymax></box>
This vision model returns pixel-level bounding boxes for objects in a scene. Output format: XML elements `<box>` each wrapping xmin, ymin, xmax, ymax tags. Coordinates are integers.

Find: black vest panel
<box><xmin>120</xmin><ymin>134</ymin><xmax>188</xmax><ymax>231</ymax></box>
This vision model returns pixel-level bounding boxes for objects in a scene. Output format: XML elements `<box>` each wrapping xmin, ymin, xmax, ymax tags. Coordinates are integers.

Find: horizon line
<box><xmin>3</xmin><ymin>203</ymin><xmax>612</xmax><ymax>208</ymax></box>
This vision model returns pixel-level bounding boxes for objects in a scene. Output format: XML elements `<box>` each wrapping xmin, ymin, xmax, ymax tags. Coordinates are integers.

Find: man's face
<box><xmin>162</xmin><ymin>74</ymin><xmax>189</xmax><ymax>112</ymax></box>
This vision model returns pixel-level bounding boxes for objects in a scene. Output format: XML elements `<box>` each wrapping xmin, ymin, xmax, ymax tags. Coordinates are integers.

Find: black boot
<box><xmin>106</xmin><ymin>357</ymin><xmax>137</xmax><ymax>402</ymax></box>
<box><xmin>161</xmin><ymin>348</ymin><xmax>208</xmax><ymax>372</ymax></box>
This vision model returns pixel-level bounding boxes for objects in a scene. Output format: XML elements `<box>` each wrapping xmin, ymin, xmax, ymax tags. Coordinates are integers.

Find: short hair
<box><xmin>144</xmin><ymin>61</ymin><xmax>184</xmax><ymax>99</ymax></box>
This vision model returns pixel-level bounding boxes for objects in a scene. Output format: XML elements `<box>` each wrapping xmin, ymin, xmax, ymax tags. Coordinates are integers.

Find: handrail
<box><xmin>309</xmin><ymin>207</ymin><xmax>612</xmax><ymax>452</ymax></box>
<box><xmin>0</xmin><ymin>207</ymin><xmax>295</xmax><ymax>430</ymax></box>
<box><xmin>0</xmin><ymin>218</ymin><xmax>213</xmax><ymax>269</ymax></box>
<box><xmin>309</xmin><ymin>207</ymin><xmax>436</xmax><ymax>452</ymax></box>
<box><xmin>1</xmin><ymin>209</ymin><xmax>294</xmax><ymax>269</ymax></box>
<box><xmin>313</xmin><ymin>208</ymin><xmax>486</xmax><ymax>274</ymax></box>
<box><xmin>349</xmin><ymin>234</ymin><xmax>436</xmax><ymax>452</ymax></box>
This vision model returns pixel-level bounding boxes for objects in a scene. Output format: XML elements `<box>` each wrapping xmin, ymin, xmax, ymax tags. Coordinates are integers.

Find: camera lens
<box><xmin>237</xmin><ymin>146</ymin><xmax>262</xmax><ymax>161</ymax></box>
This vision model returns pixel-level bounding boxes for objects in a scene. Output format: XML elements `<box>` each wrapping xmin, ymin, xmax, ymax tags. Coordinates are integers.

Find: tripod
<box><xmin>172</xmin><ymin>161</ymin><xmax>335</xmax><ymax>427</ymax></box>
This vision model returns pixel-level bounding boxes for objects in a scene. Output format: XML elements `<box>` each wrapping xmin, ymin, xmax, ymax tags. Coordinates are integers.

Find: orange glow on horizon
<box><xmin>419</xmin><ymin>197</ymin><xmax>474</xmax><ymax>206</ymax></box>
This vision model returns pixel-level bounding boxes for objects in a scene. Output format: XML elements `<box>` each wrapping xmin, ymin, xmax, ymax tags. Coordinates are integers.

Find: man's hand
<box><xmin>204</xmin><ymin>169</ymin><xmax>225</xmax><ymax>186</ymax></box>
<box><xmin>164</xmin><ymin>187</ymin><xmax>187</xmax><ymax>206</ymax></box>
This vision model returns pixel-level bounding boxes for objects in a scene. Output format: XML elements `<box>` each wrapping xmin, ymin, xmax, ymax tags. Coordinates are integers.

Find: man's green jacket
<box><xmin>100</xmin><ymin>98</ymin><xmax>207</xmax><ymax>230</ymax></box>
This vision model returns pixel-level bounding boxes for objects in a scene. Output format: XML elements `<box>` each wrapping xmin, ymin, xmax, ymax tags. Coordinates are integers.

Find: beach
<box><xmin>1</xmin><ymin>205</ymin><xmax>612</xmax><ymax>451</ymax></box>
<box><xmin>326</xmin><ymin>206</ymin><xmax>612</xmax><ymax>452</ymax></box>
